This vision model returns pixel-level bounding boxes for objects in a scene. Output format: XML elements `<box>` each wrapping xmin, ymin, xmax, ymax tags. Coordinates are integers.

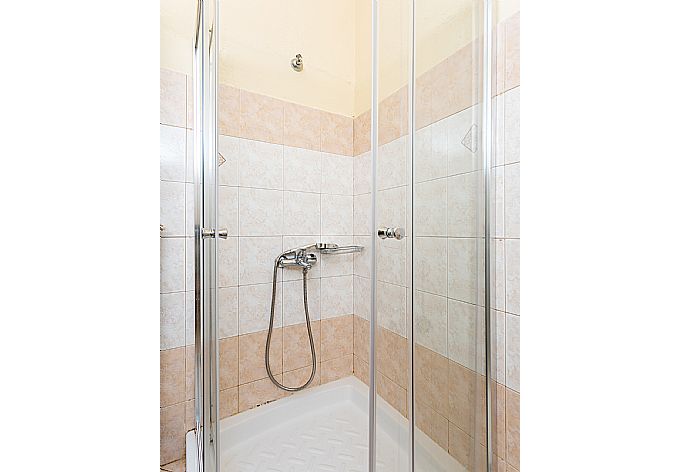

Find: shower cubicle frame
<box><xmin>191</xmin><ymin>0</ymin><xmax>494</xmax><ymax>470</ymax></box>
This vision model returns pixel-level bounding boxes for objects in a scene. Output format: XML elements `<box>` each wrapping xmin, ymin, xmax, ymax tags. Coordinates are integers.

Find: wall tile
<box><xmin>217</xmin><ymin>237</ymin><xmax>239</xmax><ymax>287</ymax></box>
<box><xmin>505</xmin><ymin>239</ymin><xmax>520</xmax><ymax>315</ymax></box>
<box><xmin>321</xmin><ymin>194</ymin><xmax>353</xmax><ymax>236</ymax></box>
<box><xmin>239</xmin><ymin>329</ymin><xmax>282</xmax><ymax>384</ymax></box>
<box><xmin>493</xmin><ymin>166</ymin><xmax>505</xmax><ymax>239</ymax></box>
<box><xmin>240</xmin><ymin>90</ymin><xmax>284</xmax><ymax>144</ymax></box>
<box><xmin>218</xmin><ymin>186</ymin><xmax>239</xmax><ymax>237</ymax></box>
<box><xmin>504</xmin><ymin>163</ymin><xmax>520</xmax><ymax>238</ymax></box>
<box><xmin>218</xmin><ymin>286</ymin><xmax>239</xmax><ymax>339</ymax></box>
<box><xmin>504</xmin><ymin>87</ymin><xmax>520</xmax><ymax>165</ymax></box>
<box><xmin>161</xmin><ymin>292</ymin><xmax>185</xmax><ymax>350</ymax></box>
<box><xmin>186</xmin><ymin>73</ymin><xmax>194</xmax><ymax>130</ymax></box>
<box><xmin>493</xmin><ymin>310</ymin><xmax>506</xmax><ymax>385</ymax></box>
<box><xmin>414</xmin><ymin>178</ymin><xmax>448</xmax><ymax>237</ymax></box>
<box><xmin>160</xmin><ymin>181</ymin><xmax>186</xmax><ymax>237</ymax></box>
<box><xmin>354</xmin><ymin>354</ymin><xmax>369</xmax><ymax>385</ymax></box>
<box><xmin>377</xmin><ymin>372</ymin><xmax>407</xmax><ymax>417</ymax></box>
<box><xmin>160</xmin><ymin>238</ymin><xmax>185</xmax><ymax>293</ymax></box>
<box><xmin>160</xmin><ymin>347</ymin><xmax>185</xmax><ymax>407</ymax></box>
<box><xmin>219</xmin><ymin>336</ymin><xmax>239</xmax><ymax>390</ymax></box>
<box><xmin>160</xmin><ymin>125</ymin><xmax>186</xmax><ymax>182</ymax></box>
<box><xmin>238</xmin><ymin>282</ymin><xmax>282</xmax><ymax>335</ymax></box>
<box><xmin>321</xmin><ymin>153</ymin><xmax>354</xmax><ymax>196</ymax></box>
<box><xmin>282</xmin><ymin>278</ymin><xmax>320</xmax><ymax>326</ymax></box>
<box><xmin>283</xmin><ymin>146</ymin><xmax>322</xmax><ymax>193</ymax></box>
<box><xmin>321</xmin><ymin>315</ymin><xmax>353</xmax><ymax>361</ymax></box>
<box><xmin>415</xmin><ymin>343</ymin><xmax>449</xmax><ymax>417</ymax></box>
<box><xmin>432</xmin><ymin>44</ymin><xmax>475</xmax><ymax>124</ymax></box>
<box><xmin>353</xmin><ymin>314</ymin><xmax>370</xmax><ymax>361</ymax></box>
<box><xmin>415</xmin><ymin>69</ymin><xmax>434</xmax><ymax>130</ymax></box>
<box><xmin>414</xmin><ymin>290</ymin><xmax>448</xmax><ymax>356</ymax></box>
<box><xmin>320</xmin><ymin>235</ymin><xmax>354</xmax><ymax>278</ymax></box>
<box><xmin>354</xmin><ymin>194</ymin><xmax>372</xmax><ymax>236</ymax></box>
<box><xmin>185</xmin><ymin>345</ymin><xmax>195</xmax><ymax>400</ymax></box>
<box><xmin>283</xmin><ymin>364</ymin><xmax>321</xmax><ymax>391</ymax></box>
<box><xmin>322</xmin><ymin>355</ymin><xmax>354</xmax><ymax>384</ymax></box>
<box><xmin>448</xmin><ymin>172</ymin><xmax>481</xmax><ymax>238</ymax></box>
<box><xmin>283</xmin><ymin>321</ymin><xmax>321</xmax><ymax>371</ymax></box>
<box><xmin>160</xmin><ymin>69</ymin><xmax>186</xmax><ymax>127</ymax></box>
<box><xmin>160</xmin><ymin>403</ymin><xmax>185</xmax><ymax>465</ymax></box>
<box><xmin>284</xmin><ymin>102</ymin><xmax>321</xmax><ymax>151</ymax></box>
<box><xmin>377</xmin><ymin>326</ymin><xmax>408</xmax><ymax>387</ymax></box>
<box><xmin>321</xmin><ymin>275</ymin><xmax>353</xmax><ymax>319</ymax></box>
<box><xmin>354</xmin><ymin>110</ymin><xmax>371</xmax><ymax>156</ymax></box>
<box><xmin>218</xmin><ymin>135</ymin><xmax>240</xmax><ymax>186</ymax></box>
<box><xmin>448</xmin><ymin>237</ymin><xmax>483</xmax><ymax>304</ymax></box>
<box><xmin>448</xmin><ymin>299</ymin><xmax>479</xmax><ymax>370</ymax></box>
<box><xmin>447</xmin><ymin>105</ymin><xmax>480</xmax><ymax>176</ymax></box>
<box><xmin>239</xmin><ymin>188</ymin><xmax>283</xmax><ymax>236</ymax></box>
<box><xmin>283</xmin><ymin>191</ymin><xmax>320</xmax><ymax>236</ymax></box>
<box><xmin>415</xmin><ymin>399</ymin><xmax>449</xmax><ymax>450</ymax></box>
<box><xmin>414</xmin><ymin>237</ymin><xmax>448</xmax><ymax>296</ymax></box>
<box><xmin>185</xmin><ymin>291</ymin><xmax>194</xmax><ymax>346</ymax></box>
<box><xmin>238</xmin><ymin>376</ymin><xmax>287</xmax><ymax>412</ymax></box>
<box><xmin>448</xmin><ymin>360</ymin><xmax>476</xmax><ymax>435</ymax></box>
<box><xmin>185</xmin><ymin>237</ymin><xmax>195</xmax><ymax>291</ymax></box>
<box><xmin>219</xmin><ymin>84</ymin><xmax>241</xmax><ymax>137</ymax></box>
<box><xmin>506</xmin><ymin>388</ymin><xmax>520</xmax><ymax>469</ymax></box>
<box><xmin>377</xmin><ymin>281</ymin><xmax>406</xmax><ymax>337</ymax></box>
<box><xmin>353</xmin><ymin>151</ymin><xmax>372</xmax><ymax>195</ymax></box>
<box><xmin>377</xmin><ymin>186</ymin><xmax>406</xmax><ymax>233</ymax></box>
<box><xmin>219</xmin><ymin>387</ymin><xmax>239</xmax><ymax>419</ymax></box>
<box><xmin>238</xmin><ymin>139</ymin><xmax>283</xmax><ymax>190</ymax></box>
<box><xmin>449</xmin><ymin>422</ymin><xmax>474</xmax><ymax>470</ymax></box>
<box><xmin>377</xmin><ymin>237</ymin><xmax>406</xmax><ymax>286</ymax></box>
<box><xmin>377</xmin><ymin>136</ymin><xmax>408</xmax><ymax>189</ymax></box>
<box><xmin>505</xmin><ymin>314</ymin><xmax>520</xmax><ymax>392</ymax></box>
<box><xmin>321</xmin><ymin>111</ymin><xmax>353</xmax><ymax>156</ymax></box>
<box><xmin>504</xmin><ymin>13</ymin><xmax>520</xmax><ymax>92</ymax></box>
<box><xmin>353</xmin><ymin>275</ymin><xmax>371</xmax><ymax>320</ymax></box>
<box><xmin>379</xmin><ymin>86</ymin><xmax>408</xmax><ymax>146</ymax></box>
<box><xmin>492</xmin><ymin>93</ymin><xmax>505</xmax><ymax>167</ymax></box>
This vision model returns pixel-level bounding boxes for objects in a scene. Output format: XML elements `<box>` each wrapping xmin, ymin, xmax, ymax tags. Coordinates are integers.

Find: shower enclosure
<box><xmin>180</xmin><ymin>0</ymin><xmax>510</xmax><ymax>470</ymax></box>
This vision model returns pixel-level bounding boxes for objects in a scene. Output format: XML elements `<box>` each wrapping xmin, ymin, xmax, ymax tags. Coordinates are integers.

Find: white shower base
<box><xmin>186</xmin><ymin>376</ymin><xmax>463</xmax><ymax>472</ymax></box>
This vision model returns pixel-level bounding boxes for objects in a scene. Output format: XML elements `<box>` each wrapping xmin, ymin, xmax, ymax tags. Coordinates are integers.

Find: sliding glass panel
<box><xmin>412</xmin><ymin>0</ymin><xmax>488</xmax><ymax>471</ymax></box>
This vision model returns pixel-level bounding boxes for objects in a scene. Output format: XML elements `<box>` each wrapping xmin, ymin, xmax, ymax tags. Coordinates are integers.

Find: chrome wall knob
<box><xmin>377</xmin><ymin>227</ymin><xmax>405</xmax><ymax>240</ymax></box>
<box><xmin>217</xmin><ymin>228</ymin><xmax>228</xmax><ymax>239</ymax></box>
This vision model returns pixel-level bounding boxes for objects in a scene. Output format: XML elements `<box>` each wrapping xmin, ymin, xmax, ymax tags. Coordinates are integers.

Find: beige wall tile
<box><xmin>283</xmin><ymin>321</ymin><xmax>321</xmax><ymax>372</ymax></box>
<box><xmin>321</xmin><ymin>354</ymin><xmax>353</xmax><ymax>384</ymax></box>
<box><xmin>321</xmin><ymin>111</ymin><xmax>353</xmax><ymax>156</ymax></box>
<box><xmin>161</xmin><ymin>458</ymin><xmax>186</xmax><ymax>472</ymax></box>
<box><xmin>219</xmin><ymin>336</ymin><xmax>239</xmax><ymax>390</ymax></box>
<box><xmin>449</xmin><ymin>422</ymin><xmax>473</xmax><ymax>471</ymax></box>
<box><xmin>494</xmin><ymin>382</ymin><xmax>506</xmax><ymax>460</ymax></box>
<box><xmin>321</xmin><ymin>315</ymin><xmax>353</xmax><ymax>361</ymax></box>
<box><xmin>376</xmin><ymin>326</ymin><xmax>408</xmax><ymax>388</ymax></box>
<box><xmin>377</xmin><ymin>372</ymin><xmax>407</xmax><ymax>418</ymax></box>
<box><xmin>415</xmin><ymin>400</ymin><xmax>449</xmax><ymax>450</ymax></box>
<box><xmin>160</xmin><ymin>348</ymin><xmax>185</xmax><ymax>410</ymax></box>
<box><xmin>186</xmin><ymin>75</ymin><xmax>194</xmax><ymax>130</ymax></box>
<box><xmin>219</xmin><ymin>84</ymin><xmax>241</xmax><ymax>137</ymax></box>
<box><xmin>354</xmin><ymin>354</ymin><xmax>369</xmax><ymax>385</ymax></box>
<box><xmin>185</xmin><ymin>345</ymin><xmax>195</xmax><ymax>401</ymax></box>
<box><xmin>379</xmin><ymin>86</ymin><xmax>408</xmax><ymax>146</ymax></box>
<box><xmin>448</xmin><ymin>360</ymin><xmax>476</xmax><ymax>436</ymax></box>
<box><xmin>415</xmin><ymin>70</ymin><xmax>434</xmax><ymax>130</ymax></box>
<box><xmin>353</xmin><ymin>315</ymin><xmax>370</xmax><ymax>361</ymax></box>
<box><xmin>432</xmin><ymin>44</ymin><xmax>476</xmax><ymax>124</ymax></box>
<box><xmin>240</xmin><ymin>90</ymin><xmax>284</xmax><ymax>144</ymax></box>
<box><xmin>160</xmin><ymin>403</ymin><xmax>185</xmax><ymax>465</ymax></box>
<box><xmin>219</xmin><ymin>387</ymin><xmax>239</xmax><ymax>419</ymax></box>
<box><xmin>238</xmin><ymin>376</ymin><xmax>287</xmax><ymax>412</ymax></box>
<box><xmin>414</xmin><ymin>343</ymin><xmax>449</xmax><ymax>417</ymax></box>
<box><xmin>161</xmin><ymin>69</ymin><xmax>186</xmax><ymax>127</ymax></box>
<box><xmin>284</xmin><ymin>102</ymin><xmax>321</xmax><ymax>151</ymax></box>
<box><xmin>506</xmin><ymin>388</ymin><xmax>520</xmax><ymax>469</ymax></box>
<box><xmin>354</xmin><ymin>110</ymin><xmax>371</xmax><ymax>156</ymax></box>
<box><xmin>239</xmin><ymin>329</ymin><xmax>282</xmax><ymax>385</ymax></box>
<box><xmin>504</xmin><ymin>12</ymin><xmax>520</xmax><ymax>92</ymax></box>
<box><xmin>184</xmin><ymin>399</ymin><xmax>194</xmax><ymax>433</ymax></box>
<box><xmin>493</xmin><ymin>21</ymin><xmax>506</xmax><ymax>97</ymax></box>
<box><xmin>283</xmin><ymin>364</ymin><xmax>321</xmax><ymax>390</ymax></box>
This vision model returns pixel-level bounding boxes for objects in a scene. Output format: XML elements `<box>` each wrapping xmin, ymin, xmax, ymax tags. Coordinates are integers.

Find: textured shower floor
<box><xmin>186</xmin><ymin>376</ymin><xmax>463</xmax><ymax>472</ymax></box>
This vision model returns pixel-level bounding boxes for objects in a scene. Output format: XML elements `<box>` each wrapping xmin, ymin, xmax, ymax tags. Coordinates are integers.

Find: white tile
<box><xmin>353</xmin><ymin>236</ymin><xmax>371</xmax><ymax>279</ymax></box>
<box><xmin>448</xmin><ymin>298</ymin><xmax>479</xmax><ymax>370</ymax></box>
<box><xmin>239</xmin><ymin>283</ymin><xmax>282</xmax><ymax>335</ymax></box>
<box><xmin>377</xmin><ymin>281</ymin><xmax>406</xmax><ymax>337</ymax></box>
<box><xmin>505</xmin><ymin>313</ymin><xmax>520</xmax><ymax>391</ymax></box>
<box><xmin>238</xmin><ymin>139</ymin><xmax>283</xmax><ymax>189</ymax></box>
<box><xmin>185</xmin><ymin>291</ymin><xmax>194</xmax><ymax>346</ymax></box>
<box><xmin>160</xmin><ymin>125</ymin><xmax>186</xmax><ymax>182</ymax></box>
<box><xmin>377</xmin><ymin>186</ymin><xmax>406</xmax><ymax>231</ymax></box>
<box><xmin>414</xmin><ymin>123</ymin><xmax>447</xmax><ymax>182</ymax></box>
<box><xmin>430</xmin><ymin>119</ymin><xmax>449</xmax><ymax>175</ymax></box>
<box><xmin>353</xmin><ymin>151</ymin><xmax>372</xmax><ymax>195</ymax></box>
<box><xmin>284</xmin><ymin>146</ymin><xmax>321</xmax><ymax>193</ymax></box>
<box><xmin>160</xmin><ymin>292</ymin><xmax>185</xmax><ymax>349</ymax></box>
<box><xmin>185</xmin><ymin>129</ymin><xmax>194</xmax><ymax>183</ymax></box>
<box><xmin>353</xmin><ymin>275</ymin><xmax>371</xmax><ymax>320</ymax></box>
<box><xmin>414</xmin><ymin>237</ymin><xmax>448</xmax><ymax>296</ymax></box>
<box><xmin>377</xmin><ymin>136</ymin><xmax>407</xmax><ymax>189</ymax></box>
<box><xmin>377</xmin><ymin>237</ymin><xmax>406</xmax><ymax>287</ymax></box>
<box><xmin>492</xmin><ymin>165</ymin><xmax>505</xmax><ymax>238</ymax></box>
<box><xmin>448</xmin><ymin>171</ymin><xmax>480</xmax><ymax>238</ymax></box>
<box><xmin>218</xmin><ymin>286</ymin><xmax>239</xmax><ymax>339</ymax></box>
<box><xmin>283</xmin><ymin>191</ymin><xmax>320</xmax><ymax>236</ymax></box>
<box><xmin>492</xmin><ymin>94</ymin><xmax>505</xmax><ymax>167</ymax></box>
<box><xmin>239</xmin><ymin>188</ymin><xmax>282</xmax><ymax>236</ymax></box>
<box><xmin>447</xmin><ymin>105</ymin><xmax>480</xmax><ymax>175</ymax></box>
<box><xmin>504</xmin><ymin>163</ymin><xmax>520</xmax><ymax>239</ymax></box>
<box><xmin>218</xmin><ymin>135</ymin><xmax>240</xmax><ymax>186</ymax></box>
<box><xmin>353</xmin><ymin>193</ymin><xmax>371</xmax><ymax>236</ymax></box>
<box><xmin>282</xmin><ymin>278</ymin><xmax>320</xmax><ymax>326</ymax></box>
<box><xmin>448</xmin><ymin>238</ymin><xmax>483</xmax><ymax>304</ymax></box>
<box><xmin>413</xmin><ymin>290</ymin><xmax>447</xmax><ymax>356</ymax></box>
<box><xmin>492</xmin><ymin>310</ymin><xmax>506</xmax><ymax>384</ymax></box>
<box><xmin>160</xmin><ymin>181</ymin><xmax>186</xmax><ymax>237</ymax></box>
<box><xmin>492</xmin><ymin>239</ymin><xmax>506</xmax><ymax>312</ymax></box>
<box><xmin>414</xmin><ymin>178</ymin><xmax>447</xmax><ymax>237</ymax></box>
<box><xmin>218</xmin><ymin>237</ymin><xmax>239</xmax><ymax>287</ymax></box>
<box><xmin>504</xmin><ymin>87</ymin><xmax>520</xmax><ymax>164</ymax></box>
<box><xmin>160</xmin><ymin>237</ymin><xmax>185</xmax><ymax>293</ymax></box>
<box><xmin>505</xmin><ymin>238</ymin><xmax>520</xmax><ymax>315</ymax></box>
<box><xmin>185</xmin><ymin>183</ymin><xmax>194</xmax><ymax>237</ymax></box>
<box><xmin>320</xmin><ymin>275</ymin><xmax>353</xmax><ymax>318</ymax></box>
<box><xmin>185</xmin><ymin>237</ymin><xmax>195</xmax><ymax>291</ymax></box>
<box><xmin>320</xmin><ymin>235</ymin><xmax>354</xmax><ymax>278</ymax></box>
<box><xmin>238</xmin><ymin>237</ymin><xmax>282</xmax><ymax>286</ymax></box>
<box><xmin>321</xmin><ymin>153</ymin><xmax>354</xmax><ymax>195</ymax></box>
<box><xmin>321</xmin><ymin>194</ymin><xmax>353</xmax><ymax>236</ymax></box>
<box><xmin>218</xmin><ymin>186</ymin><xmax>239</xmax><ymax>236</ymax></box>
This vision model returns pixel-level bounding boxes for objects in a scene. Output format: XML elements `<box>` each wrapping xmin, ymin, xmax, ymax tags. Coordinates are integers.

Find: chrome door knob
<box><xmin>377</xmin><ymin>227</ymin><xmax>405</xmax><ymax>240</ymax></box>
<box><xmin>217</xmin><ymin>228</ymin><xmax>228</xmax><ymax>239</ymax></box>
<box><xmin>202</xmin><ymin>228</ymin><xmax>229</xmax><ymax>239</ymax></box>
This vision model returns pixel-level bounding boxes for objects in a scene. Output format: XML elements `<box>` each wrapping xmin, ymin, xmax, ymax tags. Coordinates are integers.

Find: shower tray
<box><xmin>186</xmin><ymin>376</ymin><xmax>464</xmax><ymax>472</ymax></box>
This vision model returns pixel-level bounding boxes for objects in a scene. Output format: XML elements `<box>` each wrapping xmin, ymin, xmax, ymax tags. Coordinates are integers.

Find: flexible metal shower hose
<box><xmin>265</xmin><ymin>259</ymin><xmax>317</xmax><ymax>391</ymax></box>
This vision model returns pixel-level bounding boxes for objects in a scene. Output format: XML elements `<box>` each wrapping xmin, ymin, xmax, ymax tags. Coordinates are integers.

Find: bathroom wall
<box><xmin>350</xmin><ymin>10</ymin><xmax>520</xmax><ymax>472</ymax></box>
<box><xmin>160</xmin><ymin>69</ymin><xmax>358</xmax><ymax>468</ymax></box>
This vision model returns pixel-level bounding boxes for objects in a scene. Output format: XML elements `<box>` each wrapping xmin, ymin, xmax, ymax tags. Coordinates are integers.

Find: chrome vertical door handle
<box><xmin>377</xmin><ymin>227</ymin><xmax>405</xmax><ymax>240</ymax></box>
